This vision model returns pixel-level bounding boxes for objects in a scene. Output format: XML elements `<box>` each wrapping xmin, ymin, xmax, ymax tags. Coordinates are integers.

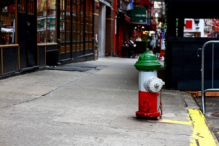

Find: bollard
<box><xmin>134</xmin><ymin>51</ymin><xmax>165</xmax><ymax>118</ymax></box>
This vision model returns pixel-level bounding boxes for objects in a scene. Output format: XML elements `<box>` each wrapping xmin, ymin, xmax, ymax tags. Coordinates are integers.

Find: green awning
<box><xmin>127</xmin><ymin>7</ymin><xmax>147</xmax><ymax>23</ymax></box>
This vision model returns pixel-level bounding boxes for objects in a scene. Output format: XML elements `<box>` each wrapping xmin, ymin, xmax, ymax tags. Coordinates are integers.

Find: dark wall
<box><xmin>166</xmin><ymin>0</ymin><xmax>219</xmax><ymax>90</ymax></box>
<box><xmin>166</xmin><ymin>38</ymin><xmax>219</xmax><ymax>90</ymax></box>
<box><xmin>1</xmin><ymin>48</ymin><xmax>18</xmax><ymax>75</ymax></box>
<box><xmin>172</xmin><ymin>2</ymin><xmax>219</xmax><ymax>18</ymax></box>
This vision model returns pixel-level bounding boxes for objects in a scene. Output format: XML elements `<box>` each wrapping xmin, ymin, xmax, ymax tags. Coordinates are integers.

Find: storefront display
<box><xmin>37</xmin><ymin>0</ymin><xmax>56</xmax><ymax>43</ymax></box>
<box><xmin>0</xmin><ymin>2</ymin><xmax>15</xmax><ymax>45</ymax></box>
<box><xmin>0</xmin><ymin>0</ymin><xmax>95</xmax><ymax>77</ymax></box>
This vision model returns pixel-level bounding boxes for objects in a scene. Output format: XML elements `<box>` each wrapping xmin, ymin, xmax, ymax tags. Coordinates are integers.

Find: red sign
<box><xmin>185</xmin><ymin>20</ymin><xmax>192</xmax><ymax>29</ymax></box>
<box><xmin>213</xmin><ymin>19</ymin><xmax>219</xmax><ymax>32</ymax></box>
<box><xmin>139</xmin><ymin>0</ymin><xmax>150</xmax><ymax>7</ymax></box>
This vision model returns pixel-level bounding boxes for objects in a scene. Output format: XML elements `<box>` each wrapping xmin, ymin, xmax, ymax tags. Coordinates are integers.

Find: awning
<box><xmin>124</xmin><ymin>15</ymin><xmax>131</xmax><ymax>22</ymax></box>
<box><xmin>127</xmin><ymin>21</ymin><xmax>157</xmax><ymax>31</ymax></box>
<box><xmin>117</xmin><ymin>10</ymin><xmax>131</xmax><ymax>22</ymax></box>
<box><xmin>127</xmin><ymin>7</ymin><xmax>148</xmax><ymax>24</ymax></box>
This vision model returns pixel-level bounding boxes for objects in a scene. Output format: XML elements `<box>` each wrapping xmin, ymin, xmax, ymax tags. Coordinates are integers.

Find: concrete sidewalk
<box><xmin>0</xmin><ymin>57</ymin><xmax>217</xmax><ymax>146</ymax></box>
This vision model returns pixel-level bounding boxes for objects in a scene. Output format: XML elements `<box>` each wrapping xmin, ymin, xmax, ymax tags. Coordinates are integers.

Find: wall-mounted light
<box><xmin>155</xmin><ymin>12</ymin><xmax>158</xmax><ymax>18</ymax></box>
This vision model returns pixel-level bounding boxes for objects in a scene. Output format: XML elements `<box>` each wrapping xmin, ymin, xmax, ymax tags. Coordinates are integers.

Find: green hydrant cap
<box><xmin>134</xmin><ymin>51</ymin><xmax>161</xmax><ymax>71</ymax></box>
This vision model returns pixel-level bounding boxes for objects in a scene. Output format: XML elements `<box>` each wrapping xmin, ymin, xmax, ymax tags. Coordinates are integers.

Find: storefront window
<box><xmin>18</xmin><ymin>0</ymin><xmax>26</xmax><ymax>13</ymax></box>
<box><xmin>80</xmin><ymin>0</ymin><xmax>84</xmax><ymax>45</ymax></box>
<box><xmin>72</xmin><ymin>0</ymin><xmax>77</xmax><ymax>42</ymax></box>
<box><xmin>60</xmin><ymin>0</ymin><xmax>65</xmax><ymax>43</ymax></box>
<box><xmin>58</xmin><ymin>0</ymin><xmax>93</xmax><ymax>52</ymax></box>
<box><xmin>37</xmin><ymin>0</ymin><xmax>57</xmax><ymax>43</ymax></box>
<box><xmin>85</xmin><ymin>0</ymin><xmax>93</xmax><ymax>50</ymax></box>
<box><xmin>0</xmin><ymin>0</ymin><xmax>16</xmax><ymax>45</ymax></box>
<box><xmin>76</xmin><ymin>0</ymin><xmax>81</xmax><ymax>50</ymax></box>
<box><xmin>66</xmin><ymin>0</ymin><xmax>71</xmax><ymax>43</ymax></box>
<box><xmin>27</xmin><ymin>0</ymin><xmax>34</xmax><ymax>15</ymax></box>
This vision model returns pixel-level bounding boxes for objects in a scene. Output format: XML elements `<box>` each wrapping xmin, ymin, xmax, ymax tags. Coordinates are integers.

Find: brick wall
<box><xmin>105</xmin><ymin>7</ymin><xmax>114</xmax><ymax>56</ymax></box>
<box><xmin>105</xmin><ymin>19</ymin><xmax>112</xmax><ymax>56</ymax></box>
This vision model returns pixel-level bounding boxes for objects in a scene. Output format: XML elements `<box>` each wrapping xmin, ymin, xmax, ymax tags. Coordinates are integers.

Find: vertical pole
<box><xmin>201</xmin><ymin>42</ymin><xmax>205</xmax><ymax>114</ymax></box>
<box><xmin>212</xmin><ymin>43</ymin><xmax>214</xmax><ymax>88</ymax></box>
<box><xmin>37</xmin><ymin>45</ymin><xmax>39</xmax><ymax>66</ymax></box>
<box><xmin>18</xmin><ymin>46</ymin><xmax>20</xmax><ymax>70</ymax></box>
<box><xmin>1</xmin><ymin>48</ymin><xmax>3</xmax><ymax>75</ymax></box>
<box><xmin>45</xmin><ymin>46</ymin><xmax>47</xmax><ymax>65</ymax></box>
<box><xmin>70</xmin><ymin>0</ymin><xmax>73</xmax><ymax>59</ymax></box>
<box><xmin>98</xmin><ymin>5</ymin><xmax>106</xmax><ymax>57</ymax></box>
<box><xmin>83</xmin><ymin>0</ymin><xmax>86</xmax><ymax>55</ymax></box>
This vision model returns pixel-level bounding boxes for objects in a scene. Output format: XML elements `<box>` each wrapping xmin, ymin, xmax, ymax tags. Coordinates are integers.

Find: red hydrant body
<box><xmin>137</xmin><ymin>92</ymin><xmax>160</xmax><ymax>117</ymax></box>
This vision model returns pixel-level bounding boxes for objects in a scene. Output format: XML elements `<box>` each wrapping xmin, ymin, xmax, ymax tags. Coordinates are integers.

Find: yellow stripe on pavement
<box><xmin>161</xmin><ymin>119</ymin><xmax>192</xmax><ymax>126</ymax></box>
<box><xmin>189</xmin><ymin>109</ymin><xmax>218</xmax><ymax>146</ymax></box>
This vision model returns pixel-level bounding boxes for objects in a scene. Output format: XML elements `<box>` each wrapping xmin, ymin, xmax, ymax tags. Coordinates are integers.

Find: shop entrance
<box><xmin>18</xmin><ymin>0</ymin><xmax>37</xmax><ymax>68</ymax></box>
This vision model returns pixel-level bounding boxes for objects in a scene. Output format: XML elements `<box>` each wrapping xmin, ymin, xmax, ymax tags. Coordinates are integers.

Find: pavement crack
<box><xmin>41</xmin><ymin>73</ymin><xmax>92</xmax><ymax>97</ymax></box>
<box><xmin>0</xmin><ymin>73</ymin><xmax>93</xmax><ymax>109</ymax></box>
<box><xmin>0</xmin><ymin>96</ymin><xmax>40</xmax><ymax>110</ymax></box>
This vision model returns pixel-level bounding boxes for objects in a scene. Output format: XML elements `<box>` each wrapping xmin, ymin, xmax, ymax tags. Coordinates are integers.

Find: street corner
<box><xmin>188</xmin><ymin>109</ymin><xmax>218</xmax><ymax>146</ymax></box>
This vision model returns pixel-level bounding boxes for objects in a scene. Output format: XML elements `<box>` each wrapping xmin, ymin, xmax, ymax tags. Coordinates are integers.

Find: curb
<box><xmin>181</xmin><ymin>91</ymin><xmax>219</xmax><ymax>145</ymax></box>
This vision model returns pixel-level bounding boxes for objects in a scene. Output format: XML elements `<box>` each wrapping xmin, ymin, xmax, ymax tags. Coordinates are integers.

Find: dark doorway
<box><xmin>18</xmin><ymin>0</ymin><xmax>37</xmax><ymax>68</ymax></box>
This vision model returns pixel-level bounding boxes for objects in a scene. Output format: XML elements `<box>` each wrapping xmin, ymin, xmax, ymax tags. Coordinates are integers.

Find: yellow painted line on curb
<box><xmin>161</xmin><ymin>119</ymin><xmax>192</xmax><ymax>126</ymax></box>
<box><xmin>189</xmin><ymin>109</ymin><xmax>218</xmax><ymax>146</ymax></box>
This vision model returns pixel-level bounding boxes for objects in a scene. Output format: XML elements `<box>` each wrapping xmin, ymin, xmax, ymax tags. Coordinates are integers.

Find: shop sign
<box><xmin>134</xmin><ymin>14</ymin><xmax>146</xmax><ymax>18</ymax></box>
<box><xmin>185</xmin><ymin>20</ymin><xmax>192</xmax><ymax>29</ymax></box>
<box><xmin>127</xmin><ymin>7</ymin><xmax>147</xmax><ymax>23</ymax></box>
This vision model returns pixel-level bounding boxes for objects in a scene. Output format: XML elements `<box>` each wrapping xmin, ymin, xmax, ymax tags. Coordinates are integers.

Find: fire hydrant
<box><xmin>134</xmin><ymin>51</ymin><xmax>165</xmax><ymax>118</ymax></box>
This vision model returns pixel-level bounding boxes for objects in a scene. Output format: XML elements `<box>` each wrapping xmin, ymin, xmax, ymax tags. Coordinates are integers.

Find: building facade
<box><xmin>0</xmin><ymin>0</ymin><xmax>114</xmax><ymax>77</ymax></box>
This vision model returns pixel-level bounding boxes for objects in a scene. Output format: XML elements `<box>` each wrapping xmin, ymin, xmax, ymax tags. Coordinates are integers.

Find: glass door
<box><xmin>18</xmin><ymin>0</ymin><xmax>37</xmax><ymax>67</ymax></box>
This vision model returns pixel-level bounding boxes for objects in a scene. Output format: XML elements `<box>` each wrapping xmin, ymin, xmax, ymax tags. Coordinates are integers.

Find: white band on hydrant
<box><xmin>138</xmin><ymin>71</ymin><xmax>165</xmax><ymax>92</ymax></box>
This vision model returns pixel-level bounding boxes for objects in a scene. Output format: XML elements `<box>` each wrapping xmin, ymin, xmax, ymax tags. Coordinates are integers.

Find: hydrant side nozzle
<box><xmin>145</xmin><ymin>77</ymin><xmax>164</xmax><ymax>93</ymax></box>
